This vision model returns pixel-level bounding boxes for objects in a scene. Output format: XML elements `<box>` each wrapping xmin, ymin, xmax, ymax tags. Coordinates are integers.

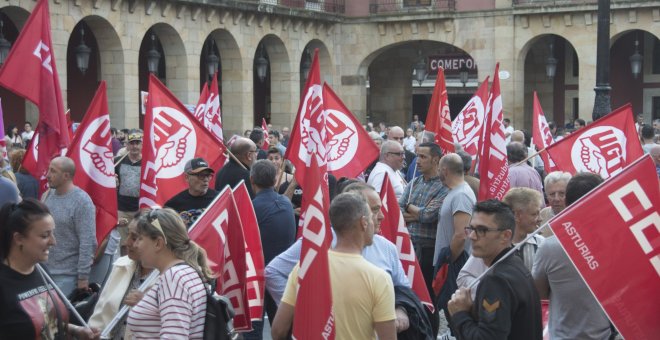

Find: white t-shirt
<box><xmin>367</xmin><ymin>161</ymin><xmax>406</xmax><ymax>199</ymax></box>
<box><xmin>504</xmin><ymin>125</ymin><xmax>515</xmax><ymax>144</ymax></box>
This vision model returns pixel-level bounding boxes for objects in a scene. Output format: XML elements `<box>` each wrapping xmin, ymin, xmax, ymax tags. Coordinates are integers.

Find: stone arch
<box><xmin>0</xmin><ymin>6</ymin><xmax>30</xmax><ymax>128</ymax></box>
<box><xmin>67</xmin><ymin>16</ymin><xmax>124</xmax><ymax>127</ymax></box>
<box><xmin>358</xmin><ymin>40</ymin><xmax>478</xmax><ymax>127</ymax></box>
<box><xmin>518</xmin><ymin>33</ymin><xmax>580</xmax><ymax>130</ymax></box>
<box><xmin>254</xmin><ymin>34</ymin><xmax>292</xmax><ymax>129</ymax></box>
<box><xmin>205</xmin><ymin>29</ymin><xmax>243</xmax><ymax>135</ymax></box>
<box><xmin>144</xmin><ymin>23</ymin><xmax>187</xmax><ymax>98</ymax></box>
<box><xmin>300</xmin><ymin>39</ymin><xmax>333</xmax><ymax>87</ymax></box>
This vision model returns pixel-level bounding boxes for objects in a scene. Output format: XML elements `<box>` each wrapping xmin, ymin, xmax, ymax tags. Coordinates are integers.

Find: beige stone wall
<box><xmin>1</xmin><ymin>0</ymin><xmax>659</xmax><ymax>134</ymax></box>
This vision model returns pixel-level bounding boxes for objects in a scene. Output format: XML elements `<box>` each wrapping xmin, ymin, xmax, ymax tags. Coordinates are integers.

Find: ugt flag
<box><xmin>532</xmin><ymin>91</ymin><xmax>557</xmax><ymax>174</ymax></box>
<box><xmin>545</xmin><ymin>104</ymin><xmax>643</xmax><ymax>179</ymax></box>
<box><xmin>193</xmin><ymin>72</ymin><xmax>223</xmax><ymax>142</ymax></box>
<box><xmin>65</xmin><ymin>81</ymin><xmax>117</xmax><ymax>245</ymax></box>
<box><xmin>284</xmin><ymin>49</ymin><xmax>335</xmax><ymax>339</ymax></box>
<box><xmin>0</xmin><ymin>0</ymin><xmax>69</xmax><ymax>192</ymax></box>
<box><xmin>452</xmin><ymin>77</ymin><xmax>490</xmax><ymax>164</ymax></box>
<box><xmin>139</xmin><ymin>74</ymin><xmax>227</xmax><ymax>208</ymax></box>
<box><xmin>548</xmin><ymin>155</ymin><xmax>660</xmax><ymax>339</ymax></box>
<box><xmin>261</xmin><ymin>118</ymin><xmax>270</xmax><ymax>151</ymax></box>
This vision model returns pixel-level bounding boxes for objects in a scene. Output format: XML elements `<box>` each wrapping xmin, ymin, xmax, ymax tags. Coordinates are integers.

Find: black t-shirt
<box><xmin>115</xmin><ymin>155</ymin><xmax>142</xmax><ymax>212</ymax></box>
<box><xmin>0</xmin><ymin>263</ymin><xmax>69</xmax><ymax>340</ymax></box>
<box><xmin>164</xmin><ymin>189</ymin><xmax>219</xmax><ymax>228</ymax></box>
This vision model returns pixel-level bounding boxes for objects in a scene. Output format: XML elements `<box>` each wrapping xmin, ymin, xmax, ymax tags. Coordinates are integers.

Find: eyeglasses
<box><xmin>465</xmin><ymin>226</ymin><xmax>507</xmax><ymax>238</ymax></box>
<box><xmin>387</xmin><ymin>152</ymin><xmax>405</xmax><ymax>157</ymax></box>
<box><xmin>189</xmin><ymin>172</ymin><xmax>214</xmax><ymax>179</ymax></box>
<box><xmin>146</xmin><ymin>209</ymin><xmax>168</xmax><ymax>245</ymax></box>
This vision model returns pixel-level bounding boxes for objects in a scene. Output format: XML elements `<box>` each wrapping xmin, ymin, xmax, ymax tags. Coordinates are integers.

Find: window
<box><xmin>404</xmin><ymin>0</ymin><xmax>432</xmax><ymax>6</ymax></box>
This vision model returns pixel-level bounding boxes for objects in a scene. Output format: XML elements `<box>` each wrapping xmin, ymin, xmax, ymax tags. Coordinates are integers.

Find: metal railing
<box><xmin>369</xmin><ymin>0</ymin><xmax>455</xmax><ymax>15</ymax></box>
<box><xmin>512</xmin><ymin>0</ymin><xmax>597</xmax><ymax>5</ymax></box>
<box><xmin>249</xmin><ymin>0</ymin><xmax>345</xmax><ymax>14</ymax></box>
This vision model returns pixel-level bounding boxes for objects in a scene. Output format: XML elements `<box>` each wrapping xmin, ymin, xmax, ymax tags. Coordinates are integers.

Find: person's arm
<box><xmin>450</xmin><ymin>276</ymin><xmax>513</xmax><ymax>339</ymax></box>
<box><xmin>374</xmin><ymin>320</ymin><xmax>397</xmax><ymax>340</ymax></box>
<box><xmin>417</xmin><ymin>186</ymin><xmax>449</xmax><ymax>224</ymax></box>
<box><xmin>76</xmin><ymin>195</ymin><xmax>97</xmax><ymax>288</ymax></box>
<box><xmin>271</xmin><ymin>302</ymin><xmax>294</xmax><ymax>340</ymax></box>
<box><xmin>394</xmin><ymin>307</ymin><xmax>409</xmax><ymax>333</ymax></box>
<box><xmin>450</xmin><ymin>211</ymin><xmax>471</xmax><ymax>262</ymax></box>
<box><xmin>532</xmin><ymin>242</ymin><xmax>550</xmax><ymax>299</ymax></box>
<box><xmin>403</xmin><ymin>204</ymin><xmax>420</xmax><ymax>222</ymax></box>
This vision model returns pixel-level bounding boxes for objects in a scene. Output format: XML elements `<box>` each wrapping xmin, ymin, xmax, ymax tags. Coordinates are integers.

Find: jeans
<box><xmin>51</xmin><ymin>274</ymin><xmax>77</xmax><ymax>297</ymax></box>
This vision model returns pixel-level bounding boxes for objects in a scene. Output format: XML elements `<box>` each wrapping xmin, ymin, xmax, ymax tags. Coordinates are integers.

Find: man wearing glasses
<box><xmin>164</xmin><ymin>157</ymin><xmax>218</xmax><ymax>228</ymax></box>
<box><xmin>448</xmin><ymin>200</ymin><xmax>542</xmax><ymax>340</ymax></box>
<box><xmin>367</xmin><ymin>140</ymin><xmax>407</xmax><ymax>199</ymax></box>
<box><xmin>215</xmin><ymin>137</ymin><xmax>257</xmax><ymax>198</ymax></box>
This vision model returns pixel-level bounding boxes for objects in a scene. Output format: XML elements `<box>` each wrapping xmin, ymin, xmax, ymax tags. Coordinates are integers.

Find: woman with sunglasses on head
<box><xmin>0</xmin><ymin>199</ymin><xmax>99</xmax><ymax>339</ymax></box>
<box><xmin>127</xmin><ymin>208</ymin><xmax>213</xmax><ymax>339</ymax></box>
<box><xmin>88</xmin><ymin>211</ymin><xmax>155</xmax><ymax>339</ymax></box>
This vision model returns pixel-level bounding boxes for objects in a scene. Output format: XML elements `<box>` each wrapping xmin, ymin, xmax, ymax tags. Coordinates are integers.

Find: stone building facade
<box><xmin>1</xmin><ymin>0</ymin><xmax>659</xmax><ymax>135</ymax></box>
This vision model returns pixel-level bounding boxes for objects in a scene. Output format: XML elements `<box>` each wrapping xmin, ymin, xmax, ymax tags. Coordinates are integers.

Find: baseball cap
<box><xmin>127</xmin><ymin>132</ymin><xmax>143</xmax><ymax>142</ymax></box>
<box><xmin>185</xmin><ymin>158</ymin><xmax>214</xmax><ymax>174</ymax></box>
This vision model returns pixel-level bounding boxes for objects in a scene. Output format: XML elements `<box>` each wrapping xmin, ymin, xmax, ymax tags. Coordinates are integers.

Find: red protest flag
<box><xmin>452</xmin><ymin>77</ymin><xmax>490</xmax><ymax>164</ymax></box>
<box><xmin>194</xmin><ymin>74</ymin><xmax>223</xmax><ymax>142</ymax></box>
<box><xmin>532</xmin><ymin>92</ymin><xmax>558</xmax><ymax>175</ymax></box>
<box><xmin>65</xmin><ymin>81</ymin><xmax>117</xmax><ymax>245</ymax></box>
<box><xmin>379</xmin><ymin>175</ymin><xmax>434</xmax><ymax>312</ymax></box>
<box><xmin>139</xmin><ymin>74</ymin><xmax>227</xmax><ymax>208</ymax></box>
<box><xmin>0</xmin><ymin>99</ymin><xmax>6</xmax><ymax>160</ymax></box>
<box><xmin>322</xmin><ymin>82</ymin><xmax>379</xmax><ymax>179</ymax></box>
<box><xmin>188</xmin><ymin>187</ymin><xmax>251</xmax><ymax>329</ymax></box>
<box><xmin>425</xmin><ymin>67</ymin><xmax>454</xmax><ymax>154</ymax></box>
<box><xmin>478</xmin><ymin>64</ymin><xmax>510</xmax><ymax>201</ymax></box>
<box><xmin>545</xmin><ymin>104</ymin><xmax>643</xmax><ymax>179</ymax></box>
<box><xmin>548</xmin><ymin>155</ymin><xmax>660</xmax><ymax>339</ymax></box>
<box><xmin>0</xmin><ymin>0</ymin><xmax>69</xmax><ymax>193</ymax></box>
<box><xmin>285</xmin><ymin>49</ymin><xmax>335</xmax><ymax>339</ymax></box>
<box><xmin>232</xmin><ymin>181</ymin><xmax>266</xmax><ymax>327</ymax></box>
<box><xmin>261</xmin><ymin>118</ymin><xmax>270</xmax><ymax>151</ymax></box>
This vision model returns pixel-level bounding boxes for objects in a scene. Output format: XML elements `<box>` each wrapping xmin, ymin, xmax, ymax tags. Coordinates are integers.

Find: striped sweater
<box><xmin>127</xmin><ymin>264</ymin><xmax>207</xmax><ymax>339</ymax></box>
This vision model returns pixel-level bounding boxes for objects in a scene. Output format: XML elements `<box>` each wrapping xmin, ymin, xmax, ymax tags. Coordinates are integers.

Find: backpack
<box><xmin>202</xmin><ymin>279</ymin><xmax>236</xmax><ymax>340</ymax></box>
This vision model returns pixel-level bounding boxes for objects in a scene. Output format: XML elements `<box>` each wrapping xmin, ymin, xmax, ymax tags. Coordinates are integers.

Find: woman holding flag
<box><xmin>126</xmin><ymin>208</ymin><xmax>212</xmax><ymax>339</ymax></box>
<box><xmin>0</xmin><ymin>199</ymin><xmax>99</xmax><ymax>339</ymax></box>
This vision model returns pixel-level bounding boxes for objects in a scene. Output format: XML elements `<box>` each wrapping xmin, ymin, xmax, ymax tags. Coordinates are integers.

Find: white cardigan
<box><xmin>88</xmin><ymin>256</ymin><xmax>137</xmax><ymax>336</ymax></box>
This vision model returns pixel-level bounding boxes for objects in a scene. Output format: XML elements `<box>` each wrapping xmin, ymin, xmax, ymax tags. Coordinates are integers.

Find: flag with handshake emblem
<box><xmin>193</xmin><ymin>72</ymin><xmax>223</xmax><ymax>142</ymax></box>
<box><xmin>548</xmin><ymin>155</ymin><xmax>660</xmax><ymax>339</ymax></box>
<box><xmin>139</xmin><ymin>74</ymin><xmax>227</xmax><ymax>208</ymax></box>
<box><xmin>65</xmin><ymin>81</ymin><xmax>117</xmax><ymax>245</ymax></box>
<box><xmin>0</xmin><ymin>0</ymin><xmax>69</xmax><ymax>193</ymax></box>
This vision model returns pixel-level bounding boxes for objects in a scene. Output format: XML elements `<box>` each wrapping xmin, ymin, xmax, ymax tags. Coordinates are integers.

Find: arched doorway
<box><xmin>523</xmin><ymin>34</ymin><xmax>579</xmax><ymax>131</ymax></box>
<box><xmin>362</xmin><ymin>40</ymin><xmax>478</xmax><ymax>128</ymax></box>
<box><xmin>610</xmin><ymin>29</ymin><xmax>660</xmax><ymax>122</ymax></box>
<box><xmin>253</xmin><ymin>34</ymin><xmax>291</xmax><ymax>128</ymax></box>
<box><xmin>0</xmin><ymin>7</ymin><xmax>28</xmax><ymax>129</ymax></box>
<box><xmin>67</xmin><ymin>20</ymin><xmax>100</xmax><ymax>123</ymax></box>
<box><xmin>299</xmin><ymin>39</ymin><xmax>332</xmax><ymax>91</ymax></box>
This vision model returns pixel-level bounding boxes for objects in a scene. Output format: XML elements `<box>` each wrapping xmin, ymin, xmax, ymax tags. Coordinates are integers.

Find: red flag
<box><xmin>532</xmin><ymin>92</ymin><xmax>558</xmax><ymax>174</ymax></box>
<box><xmin>261</xmin><ymin>118</ymin><xmax>270</xmax><ymax>151</ymax></box>
<box><xmin>285</xmin><ymin>49</ymin><xmax>335</xmax><ymax>339</ymax></box>
<box><xmin>0</xmin><ymin>0</ymin><xmax>69</xmax><ymax>193</ymax></box>
<box><xmin>548</xmin><ymin>155</ymin><xmax>660</xmax><ymax>339</ymax></box>
<box><xmin>65</xmin><ymin>81</ymin><xmax>117</xmax><ymax>245</ymax></box>
<box><xmin>188</xmin><ymin>187</ymin><xmax>251</xmax><ymax>330</ymax></box>
<box><xmin>193</xmin><ymin>74</ymin><xmax>223</xmax><ymax>142</ymax></box>
<box><xmin>545</xmin><ymin>104</ymin><xmax>643</xmax><ymax>179</ymax></box>
<box><xmin>478</xmin><ymin>64</ymin><xmax>510</xmax><ymax>201</ymax></box>
<box><xmin>425</xmin><ymin>68</ymin><xmax>454</xmax><ymax>154</ymax></box>
<box><xmin>65</xmin><ymin>109</ymin><xmax>74</xmax><ymax>140</ymax></box>
<box><xmin>322</xmin><ymin>83</ymin><xmax>379</xmax><ymax>178</ymax></box>
<box><xmin>379</xmin><ymin>175</ymin><xmax>434</xmax><ymax>312</ymax></box>
<box><xmin>0</xmin><ymin>99</ymin><xmax>6</xmax><ymax>160</ymax></box>
<box><xmin>139</xmin><ymin>74</ymin><xmax>227</xmax><ymax>208</ymax></box>
<box><xmin>452</xmin><ymin>77</ymin><xmax>490</xmax><ymax>165</ymax></box>
<box><xmin>232</xmin><ymin>182</ymin><xmax>266</xmax><ymax>326</ymax></box>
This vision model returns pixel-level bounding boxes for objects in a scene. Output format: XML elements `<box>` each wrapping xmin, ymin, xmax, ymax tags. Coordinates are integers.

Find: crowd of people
<box><xmin>0</xmin><ymin>111</ymin><xmax>657</xmax><ymax>340</ymax></box>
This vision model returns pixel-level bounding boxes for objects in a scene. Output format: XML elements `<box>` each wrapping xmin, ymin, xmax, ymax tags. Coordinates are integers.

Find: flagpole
<box><xmin>226</xmin><ymin>148</ymin><xmax>247</xmax><ymax>171</ymax></box>
<box><xmin>36</xmin><ymin>264</ymin><xmax>91</xmax><ymax>329</ymax></box>
<box><xmin>510</xmin><ymin>147</ymin><xmax>545</xmax><ymax>168</ymax></box>
<box><xmin>113</xmin><ymin>152</ymin><xmax>129</xmax><ymax>167</ymax></box>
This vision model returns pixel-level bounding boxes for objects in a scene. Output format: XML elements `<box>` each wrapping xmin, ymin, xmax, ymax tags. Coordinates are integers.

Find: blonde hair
<box><xmin>137</xmin><ymin>208</ymin><xmax>214</xmax><ymax>281</ymax></box>
<box><xmin>502</xmin><ymin>187</ymin><xmax>542</xmax><ymax>212</ymax></box>
<box><xmin>0</xmin><ymin>168</ymin><xmax>16</xmax><ymax>184</ymax></box>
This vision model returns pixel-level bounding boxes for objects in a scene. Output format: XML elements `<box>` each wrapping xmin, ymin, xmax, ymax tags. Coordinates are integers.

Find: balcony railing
<box><xmin>253</xmin><ymin>0</ymin><xmax>345</xmax><ymax>14</ymax></box>
<box><xmin>369</xmin><ymin>0</ymin><xmax>455</xmax><ymax>15</ymax></box>
<box><xmin>512</xmin><ymin>0</ymin><xmax>596</xmax><ymax>5</ymax></box>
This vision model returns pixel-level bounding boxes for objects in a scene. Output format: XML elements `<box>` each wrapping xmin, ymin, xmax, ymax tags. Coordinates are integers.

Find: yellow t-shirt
<box><xmin>281</xmin><ymin>250</ymin><xmax>395</xmax><ymax>340</ymax></box>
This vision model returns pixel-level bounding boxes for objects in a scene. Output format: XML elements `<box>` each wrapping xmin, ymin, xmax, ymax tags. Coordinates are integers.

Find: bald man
<box><xmin>44</xmin><ymin>156</ymin><xmax>97</xmax><ymax>296</ymax></box>
<box><xmin>215</xmin><ymin>137</ymin><xmax>257</xmax><ymax>197</ymax></box>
